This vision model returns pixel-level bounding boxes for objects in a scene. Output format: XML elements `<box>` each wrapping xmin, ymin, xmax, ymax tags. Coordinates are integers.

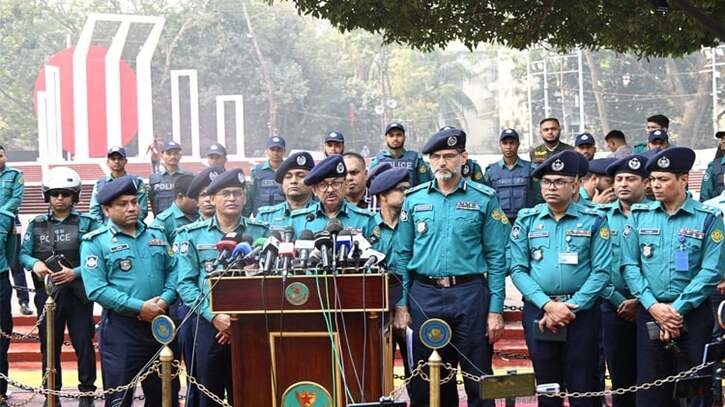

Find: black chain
<box><xmin>503</xmin><ymin>304</ymin><xmax>524</xmax><ymax>312</ymax></box>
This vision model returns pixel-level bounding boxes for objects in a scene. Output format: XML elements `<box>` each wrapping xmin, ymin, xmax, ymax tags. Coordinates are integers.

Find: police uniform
<box><xmin>462</xmin><ymin>159</ymin><xmax>484</xmax><ymax>183</ymax></box>
<box><xmin>597</xmin><ymin>155</ymin><xmax>650</xmax><ymax>407</ymax></box>
<box><xmin>249</xmin><ymin>136</ymin><xmax>287</xmax><ymax>215</ymax></box>
<box><xmin>0</xmin><ymin>208</ymin><xmax>14</xmax><ymax>402</ymax></box>
<box><xmin>187</xmin><ymin>167</ymin><xmax>225</xmax><ymax>201</ymax></box>
<box><xmin>620</xmin><ymin>147</ymin><xmax>725</xmax><ymax>407</ymax></box>
<box><xmin>370</xmin><ymin>123</ymin><xmax>431</xmax><ymax>186</ymax></box>
<box><xmin>0</xmin><ymin>164</ymin><xmax>23</xmax><ymax>215</ymax></box>
<box><xmin>255</xmin><ymin>152</ymin><xmax>316</xmax><ymax>229</ymax></box>
<box><xmin>362</xmin><ymin>163</ymin><xmax>393</xmax><ymax>213</ymax></box>
<box><xmin>699</xmin><ymin>156</ymin><xmax>725</xmax><ymax>202</ymax></box>
<box><xmin>149</xmin><ymin>141</ymin><xmax>192</xmax><ymax>216</ymax></box>
<box><xmin>289</xmin><ymin>155</ymin><xmax>374</xmax><ymax>238</ymax></box>
<box><xmin>394</xmin><ymin>129</ymin><xmax>508</xmax><ymax>407</ymax></box>
<box><xmin>509</xmin><ymin>150</ymin><xmax>612</xmax><ymax>407</ymax></box>
<box><xmin>80</xmin><ymin>177</ymin><xmax>180</xmax><ymax>407</ymax></box>
<box><xmin>89</xmin><ymin>147</ymin><xmax>148</xmax><ymax>223</ymax></box>
<box><xmin>151</xmin><ymin>202</ymin><xmax>200</xmax><ymax>243</ymax></box>
<box><xmin>19</xmin><ymin>210</ymin><xmax>99</xmax><ymax>399</ymax></box>
<box><xmin>175</xmin><ymin>169</ymin><xmax>268</xmax><ymax>407</ymax></box>
<box><xmin>529</xmin><ymin>140</ymin><xmax>574</xmax><ymax>164</ymax></box>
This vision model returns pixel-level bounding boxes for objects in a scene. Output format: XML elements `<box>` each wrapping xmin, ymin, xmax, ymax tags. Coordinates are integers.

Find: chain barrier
<box><xmin>173</xmin><ymin>361</ymin><xmax>232</xmax><ymax>407</ymax></box>
<box><xmin>502</xmin><ymin>305</ymin><xmax>524</xmax><ymax>312</ymax></box>
<box><xmin>0</xmin><ymin>306</ymin><xmax>48</xmax><ymax>341</ymax></box>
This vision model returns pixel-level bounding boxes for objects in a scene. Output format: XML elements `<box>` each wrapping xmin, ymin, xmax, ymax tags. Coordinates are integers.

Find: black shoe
<box><xmin>19</xmin><ymin>303</ymin><xmax>32</xmax><ymax>315</ymax></box>
<box><xmin>78</xmin><ymin>396</ymin><xmax>95</xmax><ymax>407</ymax></box>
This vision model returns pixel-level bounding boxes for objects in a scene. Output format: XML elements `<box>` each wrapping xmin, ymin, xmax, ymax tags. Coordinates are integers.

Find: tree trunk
<box><xmin>583</xmin><ymin>51</ymin><xmax>610</xmax><ymax>135</ymax></box>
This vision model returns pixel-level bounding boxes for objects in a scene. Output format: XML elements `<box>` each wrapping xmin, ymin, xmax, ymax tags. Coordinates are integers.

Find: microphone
<box><xmin>229</xmin><ymin>242</ymin><xmax>252</xmax><ymax>264</ymax></box>
<box><xmin>278</xmin><ymin>241</ymin><xmax>296</xmax><ymax>275</ymax></box>
<box><xmin>282</xmin><ymin>226</ymin><xmax>295</xmax><ymax>243</ymax></box>
<box><xmin>308</xmin><ymin>249</ymin><xmax>322</xmax><ymax>267</ymax></box>
<box><xmin>262</xmin><ymin>232</ymin><xmax>282</xmax><ymax>274</ymax></box>
<box><xmin>325</xmin><ymin>218</ymin><xmax>343</xmax><ymax>240</ymax></box>
<box><xmin>361</xmin><ymin>248</ymin><xmax>386</xmax><ymax>272</ymax></box>
<box><xmin>212</xmin><ymin>232</ymin><xmax>243</xmax><ymax>268</ymax></box>
<box><xmin>335</xmin><ymin>231</ymin><xmax>353</xmax><ymax>267</ymax></box>
<box><xmin>314</xmin><ymin>231</ymin><xmax>333</xmax><ymax>271</ymax></box>
<box><xmin>238</xmin><ymin>237</ymin><xmax>266</xmax><ymax>266</ymax></box>
<box><xmin>296</xmin><ymin>230</ymin><xmax>315</xmax><ymax>268</ymax></box>
<box><xmin>352</xmin><ymin>233</ymin><xmax>372</xmax><ymax>252</ymax></box>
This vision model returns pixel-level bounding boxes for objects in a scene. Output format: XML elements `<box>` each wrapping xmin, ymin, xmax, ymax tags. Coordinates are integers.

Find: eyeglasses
<box><xmin>319</xmin><ymin>181</ymin><xmax>344</xmax><ymax>191</ymax></box>
<box><xmin>49</xmin><ymin>190</ymin><xmax>72</xmax><ymax>198</ymax></box>
<box><xmin>216</xmin><ymin>189</ymin><xmax>244</xmax><ymax>199</ymax></box>
<box><xmin>429</xmin><ymin>153</ymin><xmax>461</xmax><ymax>162</ymax></box>
<box><xmin>540</xmin><ymin>179</ymin><xmax>574</xmax><ymax>189</ymax></box>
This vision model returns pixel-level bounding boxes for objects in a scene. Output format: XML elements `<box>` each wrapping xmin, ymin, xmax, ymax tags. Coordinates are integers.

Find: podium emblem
<box><xmin>419</xmin><ymin>318</ymin><xmax>452</xmax><ymax>350</ymax></box>
<box><xmin>285</xmin><ymin>282</ymin><xmax>310</xmax><ymax>306</ymax></box>
<box><xmin>281</xmin><ymin>381</ymin><xmax>331</xmax><ymax>407</ymax></box>
<box><xmin>151</xmin><ymin>315</ymin><xmax>176</xmax><ymax>345</ymax></box>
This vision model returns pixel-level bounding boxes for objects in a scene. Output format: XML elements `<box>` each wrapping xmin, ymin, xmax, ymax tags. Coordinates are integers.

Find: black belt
<box><xmin>413</xmin><ymin>274</ymin><xmax>481</xmax><ymax>288</ymax></box>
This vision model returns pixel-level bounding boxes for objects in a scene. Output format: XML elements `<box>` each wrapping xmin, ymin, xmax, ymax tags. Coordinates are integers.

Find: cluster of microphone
<box><xmin>206</xmin><ymin>219</ymin><xmax>386</xmax><ymax>278</ymax></box>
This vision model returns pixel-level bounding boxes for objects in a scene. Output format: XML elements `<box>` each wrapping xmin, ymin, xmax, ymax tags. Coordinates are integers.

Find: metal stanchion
<box><xmin>45</xmin><ymin>295</ymin><xmax>57</xmax><ymax>407</ymax></box>
<box><xmin>428</xmin><ymin>349</ymin><xmax>442</xmax><ymax>407</ymax></box>
<box><xmin>160</xmin><ymin>345</ymin><xmax>174</xmax><ymax>407</ymax></box>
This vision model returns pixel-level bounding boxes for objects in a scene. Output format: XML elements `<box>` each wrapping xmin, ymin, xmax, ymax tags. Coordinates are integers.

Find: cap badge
<box><xmin>552</xmin><ymin>159</ymin><xmax>565</xmax><ymax>172</ymax></box>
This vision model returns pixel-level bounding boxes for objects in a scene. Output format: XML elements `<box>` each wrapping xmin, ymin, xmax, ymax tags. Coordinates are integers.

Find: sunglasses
<box><xmin>49</xmin><ymin>190</ymin><xmax>73</xmax><ymax>198</ymax></box>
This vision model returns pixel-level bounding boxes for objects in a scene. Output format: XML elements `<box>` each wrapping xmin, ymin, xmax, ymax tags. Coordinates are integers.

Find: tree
<box><xmin>289</xmin><ymin>0</ymin><xmax>723</xmax><ymax>57</ymax></box>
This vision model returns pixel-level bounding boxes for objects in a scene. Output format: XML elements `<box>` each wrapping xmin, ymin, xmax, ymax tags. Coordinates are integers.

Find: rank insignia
<box><xmin>85</xmin><ymin>255</ymin><xmax>98</xmax><ymax>269</ymax></box>
<box><xmin>511</xmin><ymin>225</ymin><xmax>521</xmax><ymax>240</ymax></box>
<box><xmin>501</xmin><ymin>214</ymin><xmax>509</xmax><ymax>224</ymax></box>
<box><xmin>491</xmin><ymin>209</ymin><xmax>502</xmax><ymax>221</ymax></box>
<box><xmin>110</xmin><ymin>244</ymin><xmax>129</xmax><ymax>253</ymax></box>
<box><xmin>642</xmin><ymin>244</ymin><xmax>654</xmax><ymax>258</ymax></box>
<box><xmin>532</xmin><ymin>248</ymin><xmax>543</xmax><ymax>261</ymax></box>
<box><xmin>418</xmin><ymin>164</ymin><xmax>427</xmax><ymax>174</ymax></box>
<box><xmin>417</xmin><ymin>221</ymin><xmax>427</xmax><ymax>234</ymax></box>
<box><xmin>119</xmin><ymin>258</ymin><xmax>132</xmax><ymax>271</ymax></box>
<box><xmin>599</xmin><ymin>227</ymin><xmax>610</xmax><ymax>240</ymax></box>
<box><xmin>536</xmin><ymin>224</ymin><xmax>544</xmax><ymax>230</ymax></box>
<box><xmin>712</xmin><ymin>229</ymin><xmax>724</xmax><ymax>243</ymax></box>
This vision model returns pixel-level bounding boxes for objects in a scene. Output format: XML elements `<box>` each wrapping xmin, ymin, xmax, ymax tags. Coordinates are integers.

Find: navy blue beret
<box><xmin>369</xmin><ymin>167</ymin><xmax>409</xmax><ymax>195</ymax></box>
<box><xmin>206</xmin><ymin>143</ymin><xmax>227</xmax><ymax>157</ymax></box>
<box><xmin>532</xmin><ymin>150</ymin><xmax>582</xmax><ymax>179</ymax></box>
<box><xmin>577</xmin><ymin>153</ymin><xmax>590</xmax><ymax>177</ymax></box>
<box><xmin>645</xmin><ymin>147</ymin><xmax>695</xmax><ymax>173</ymax></box>
<box><xmin>107</xmin><ymin>146</ymin><xmax>127</xmax><ymax>157</ymax></box>
<box><xmin>324</xmin><ymin>131</ymin><xmax>345</xmax><ymax>143</ymax></box>
<box><xmin>187</xmin><ymin>166</ymin><xmax>225</xmax><ymax>199</ymax></box>
<box><xmin>96</xmin><ymin>176</ymin><xmax>137</xmax><ymax>205</ymax></box>
<box><xmin>385</xmin><ymin>122</ymin><xmax>405</xmax><ymax>134</ymax></box>
<box><xmin>648</xmin><ymin>129</ymin><xmax>668</xmax><ymax>143</ymax></box>
<box><xmin>266</xmin><ymin>136</ymin><xmax>286</xmax><ymax>149</ymax></box>
<box><xmin>500</xmin><ymin>128</ymin><xmax>519</xmax><ymax>141</ymax></box>
<box><xmin>438</xmin><ymin>125</ymin><xmax>456</xmax><ymax>132</ymax></box>
<box><xmin>366</xmin><ymin>162</ymin><xmax>393</xmax><ymax>187</ymax></box>
<box><xmin>605</xmin><ymin>155</ymin><xmax>649</xmax><ymax>178</ymax></box>
<box><xmin>275</xmin><ymin>152</ymin><xmax>315</xmax><ymax>183</ymax></box>
<box><xmin>163</xmin><ymin>140</ymin><xmax>182</xmax><ymax>152</ymax></box>
<box><xmin>304</xmin><ymin>154</ymin><xmax>346</xmax><ymax>186</ymax></box>
<box><xmin>422</xmin><ymin>128</ymin><xmax>466</xmax><ymax>154</ymax></box>
<box><xmin>575</xmin><ymin>133</ymin><xmax>595</xmax><ymax>147</ymax></box>
<box><xmin>588</xmin><ymin>158</ymin><xmax>617</xmax><ymax>176</ymax></box>
<box><xmin>206</xmin><ymin>168</ymin><xmax>246</xmax><ymax>195</ymax></box>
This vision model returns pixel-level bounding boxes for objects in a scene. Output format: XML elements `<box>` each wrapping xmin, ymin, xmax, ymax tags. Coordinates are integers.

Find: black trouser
<box><xmin>0</xmin><ymin>272</ymin><xmax>12</xmax><ymax>398</ymax></box>
<box><xmin>601</xmin><ymin>300</ymin><xmax>637</xmax><ymax>407</ymax></box>
<box><xmin>9</xmin><ymin>234</ymin><xmax>28</xmax><ymax>305</ymax></box>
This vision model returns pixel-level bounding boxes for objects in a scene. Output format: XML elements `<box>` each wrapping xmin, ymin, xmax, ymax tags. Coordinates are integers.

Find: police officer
<box><xmin>368</xmin><ymin>168</ymin><xmax>412</xmax><ymax>383</ymax></box>
<box><xmin>394</xmin><ymin>127</ymin><xmax>508</xmax><ymax>407</ymax></box>
<box><xmin>579</xmin><ymin>158</ymin><xmax>616</xmax><ymax>204</ymax></box>
<box><xmin>699</xmin><ymin>131</ymin><xmax>725</xmax><ymax>202</ymax></box>
<box><xmin>647</xmin><ymin>129</ymin><xmax>669</xmax><ymax>151</ymax></box>
<box><xmin>0</xmin><ymin>145</ymin><xmax>23</xmax><ymax>215</ymax></box>
<box><xmin>370</xmin><ymin>122</ymin><xmax>432</xmax><ymax>186</ymax></box>
<box><xmin>605</xmin><ymin>130</ymin><xmax>634</xmax><ymax>159</ymax></box>
<box><xmin>483</xmin><ymin>128</ymin><xmax>539</xmax><ymax>223</ymax></box>
<box><xmin>249</xmin><ymin>136</ymin><xmax>286</xmax><ymax>215</ymax></box>
<box><xmin>19</xmin><ymin>167</ymin><xmax>98</xmax><ymax>407</ymax></box>
<box><xmin>632</xmin><ymin>115</ymin><xmax>670</xmax><ymax>154</ymax></box>
<box><xmin>187</xmin><ymin>167</ymin><xmax>226</xmax><ymax>221</ymax></box>
<box><xmin>206</xmin><ymin>143</ymin><xmax>228</xmax><ymax>169</ymax></box>
<box><xmin>529</xmin><ymin>118</ymin><xmax>574</xmax><ymax>164</ymax></box>
<box><xmin>149</xmin><ymin>140</ymin><xmax>192</xmax><ymax>215</ymax></box>
<box><xmin>151</xmin><ymin>175</ymin><xmax>198</xmax><ymax>242</ymax></box>
<box><xmin>175</xmin><ymin>169</ymin><xmax>268</xmax><ymax>407</ymax></box>
<box><xmin>343</xmin><ymin>152</ymin><xmax>371</xmax><ymax>209</ymax></box>
<box><xmin>362</xmin><ymin>162</ymin><xmax>394</xmax><ymax>213</ymax></box>
<box><xmin>10</xmin><ymin>217</ymin><xmax>32</xmax><ymax>315</ymax></box>
<box><xmin>575</xmin><ymin>132</ymin><xmax>597</xmax><ymax>161</ymax></box>
<box><xmin>256</xmin><ymin>152</ymin><xmax>315</xmax><ymax>229</ymax></box>
<box><xmin>439</xmin><ymin>126</ymin><xmax>485</xmax><ymax>183</ymax></box>
<box><xmin>81</xmin><ymin>176</ymin><xmax>180</xmax><ymax>407</ymax></box>
<box><xmin>323</xmin><ymin>131</ymin><xmax>345</xmax><ymax>156</ymax></box>
<box><xmin>509</xmin><ymin>150</ymin><xmax>612</xmax><ymax>407</ymax></box>
<box><xmin>289</xmin><ymin>155</ymin><xmax>374</xmax><ymax>238</ymax></box>
<box><xmin>621</xmin><ymin>147</ymin><xmax>725</xmax><ymax>407</ymax></box>
<box><xmin>599</xmin><ymin>155</ymin><xmax>650</xmax><ymax>407</ymax></box>
<box><xmin>89</xmin><ymin>146</ymin><xmax>148</xmax><ymax>223</ymax></box>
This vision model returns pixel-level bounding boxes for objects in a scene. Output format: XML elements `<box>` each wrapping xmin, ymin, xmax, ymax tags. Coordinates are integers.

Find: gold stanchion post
<box><xmin>45</xmin><ymin>296</ymin><xmax>57</xmax><ymax>407</ymax></box>
<box><xmin>428</xmin><ymin>349</ymin><xmax>441</xmax><ymax>407</ymax></box>
<box><xmin>160</xmin><ymin>345</ymin><xmax>174</xmax><ymax>407</ymax></box>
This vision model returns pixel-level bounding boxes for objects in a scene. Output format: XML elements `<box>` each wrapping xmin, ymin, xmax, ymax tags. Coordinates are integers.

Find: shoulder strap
<box><xmin>704</xmin><ymin>213</ymin><xmax>716</xmax><ymax>234</ymax></box>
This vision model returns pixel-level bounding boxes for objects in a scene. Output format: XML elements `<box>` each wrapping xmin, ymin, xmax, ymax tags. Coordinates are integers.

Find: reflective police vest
<box><xmin>250</xmin><ymin>163</ymin><xmax>284</xmax><ymax>214</ymax></box>
<box><xmin>712</xmin><ymin>160</ymin><xmax>724</xmax><ymax>197</ymax></box>
<box><xmin>485</xmin><ymin>161</ymin><xmax>534</xmax><ymax>219</ymax></box>
<box><xmin>149</xmin><ymin>169</ymin><xmax>190</xmax><ymax>215</ymax></box>
<box><xmin>373</xmin><ymin>150</ymin><xmax>423</xmax><ymax>185</ymax></box>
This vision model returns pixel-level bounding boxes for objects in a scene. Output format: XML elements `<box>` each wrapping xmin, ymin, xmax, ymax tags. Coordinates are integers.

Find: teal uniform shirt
<box><xmin>621</xmin><ymin>198</ymin><xmax>725</xmax><ymax>315</ymax></box>
<box><xmin>151</xmin><ymin>202</ymin><xmax>199</xmax><ymax>242</ymax></box>
<box><xmin>174</xmin><ymin>216</ymin><xmax>268</xmax><ymax>322</ymax></box>
<box><xmin>462</xmin><ymin>159</ymin><xmax>484</xmax><ymax>184</ymax></box>
<box><xmin>288</xmin><ymin>200</ymin><xmax>375</xmax><ymax>239</ymax></box>
<box><xmin>0</xmin><ymin>209</ymin><xmax>14</xmax><ymax>272</ymax></box>
<box><xmin>509</xmin><ymin>202</ymin><xmax>612</xmax><ymax>311</ymax></box>
<box><xmin>369</xmin><ymin>148</ymin><xmax>432</xmax><ymax>186</ymax></box>
<box><xmin>393</xmin><ymin>178</ymin><xmax>509</xmax><ymax>313</ymax></box>
<box><xmin>255</xmin><ymin>198</ymin><xmax>316</xmax><ymax>229</ymax></box>
<box><xmin>0</xmin><ymin>165</ymin><xmax>24</xmax><ymax>215</ymax></box>
<box><xmin>370</xmin><ymin>213</ymin><xmax>406</xmax><ymax>305</ymax></box>
<box><xmin>20</xmin><ymin>210</ymin><xmax>99</xmax><ymax>278</ymax></box>
<box><xmin>601</xmin><ymin>199</ymin><xmax>651</xmax><ymax>307</ymax></box>
<box><xmin>89</xmin><ymin>174</ymin><xmax>148</xmax><ymax>223</ymax></box>
<box><xmin>699</xmin><ymin>157</ymin><xmax>725</xmax><ymax>202</ymax></box>
<box><xmin>579</xmin><ymin>186</ymin><xmax>591</xmax><ymax>201</ymax></box>
<box><xmin>80</xmin><ymin>221</ymin><xmax>177</xmax><ymax>315</ymax></box>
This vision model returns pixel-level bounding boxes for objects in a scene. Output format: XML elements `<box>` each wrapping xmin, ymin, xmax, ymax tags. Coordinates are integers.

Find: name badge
<box><xmin>558</xmin><ymin>252</ymin><xmax>579</xmax><ymax>265</ymax></box>
<box><xmin>197</xmin><ymin>244</ymin><xmax>217</xmax><ymax>251</ymax></box>
<box><xmin>566</xmin><ymin>230</ymin><xmax>591</xmax><ymax>237</ymax></box>
<box><xmin>528</xmin><ymin>232</ymin><xmax>549</xmax><ymax>239</ymax></box>
<box><xmin>455</xmin><ymin>202</ymin><xmax>480</xmax><ymax>211</ymax></box>
<box><xmin>110</xmin><ymin>244</ymin><xmax>129</xmax><ymax>253</ymax></box>
<box><xmin>148</xmin><ymin>239</ymin><xmax>167</xmax><ymax>246</ymax></box>
<box><xmin>639</xmin><ymin>228</ymin><xmax>661</xmax><ymax>236</ymax></box>
<box><xmin>414</xmin><ymin>204</ymin><xmax>433</xmax><ymax>212</ymax></box>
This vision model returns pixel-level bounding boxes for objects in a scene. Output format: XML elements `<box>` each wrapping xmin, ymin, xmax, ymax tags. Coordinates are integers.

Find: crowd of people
<box><xmin>0</xmin><ymin>113</ymin><xmax>724</xmax><ymax>407</ymax></box>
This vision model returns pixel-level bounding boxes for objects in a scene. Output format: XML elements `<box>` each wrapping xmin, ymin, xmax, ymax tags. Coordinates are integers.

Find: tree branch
<box><xmin>668</xmin><ymin>0</ymin><xmax>725</xmax><ymax>41</ymax></box>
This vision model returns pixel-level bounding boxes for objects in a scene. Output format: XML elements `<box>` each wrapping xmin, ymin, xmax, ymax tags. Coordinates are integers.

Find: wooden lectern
<box><xmin>209</xmin><ymin>273</ymin><xmax>389</xmax><ymax>406</ymax></box>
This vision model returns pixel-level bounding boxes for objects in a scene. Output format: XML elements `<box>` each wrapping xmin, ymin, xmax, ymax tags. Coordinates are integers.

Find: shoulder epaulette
<box><xmin>348</xmin><ymin>205</ymin><xmax>373</xmax><ymax>217</ymax></box>
<box><xmin>245</xmin><ymin>218</ymin><xmax>269</xmax><ymax>228</ymax></box>
<box><xmin>257</xmin><ymin>204</ymin><xmax>281</xmax><ymax>215</ymax></box>
<box><xmin>696</xmin><ymin>203</ymin><xmax>722</xmax><ymax>217</ymax></box>
<box><xmin>466</xmin><ymin>180</ymin><xmax>495</xmax><ymax>196</ymax></box>
<box><xmin>517</xmin><ymin>205</ymin><xmax>540</xmax><ymax>219</ymax></box>
<box><xmin>82</xmin><ymin>226</ymin><xmax>108</xmax><ymax>241</ymax></box>
<box><xmin>156</xmin><ymin>210</ymin><xmax>172</xmax><ymax>221</ymax></box>
<box><xmin>582</xmin><ymin>205</ymin><xmax>607</xmax><ymax>217</ymax></box>
<box><xmin>79</xmin><ymin>213</ymin><xmax>96</xmax><ymax>222</ymax></box>
<box><xmin>31</xmin><ymin>214</ymin><xmax>48</xmax><ymax>224</ymax></box>
<box><xmin>183</xmin><ymin>219</ymin><xmax>210</xmax><ymax>233</ymax></box>
<box><xmin>291</xmin><ymin>206</ymin><xmax>315</xmax><ymax>217</ymax></box>
<box><xmin>148</xmin><ymin>223</ymin><xmax>166</xmax><ymax>232</ymax></box>
<box><xmin>405</xmin><ymin>182</ymin><xmax>430</xmax><ymax>195</ymax></box>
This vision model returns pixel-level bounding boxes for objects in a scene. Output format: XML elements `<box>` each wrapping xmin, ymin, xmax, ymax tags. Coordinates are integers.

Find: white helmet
<box><xmin>42</xmin><ymin>167</ymin><xmax>81</xmax><ymax>203</ymax></box>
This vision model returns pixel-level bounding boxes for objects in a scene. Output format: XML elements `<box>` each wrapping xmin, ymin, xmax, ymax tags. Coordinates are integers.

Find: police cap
<box><xmin>500</xmin><ymin>128</ymin><xmax>520</xmax><ymax>141</ymax></box>
<box><xmin>366</xmin><ymin>162</ymin><xmax>393</xmax><ymax>187</ymax></box>
<box><xmin>648</xmin><ymin>129</ymin><xmax>669</xmax><ymax>143</ymax></box>
<box><xmin>303</xmin><ymin>155</ymin><xmax>346</xmax><ymax>186</ymax></box>
<box><xmin>369</xmin><ymin>167</ymin><xmax>409</xmax><ymax>195</ymax></box>
<box><xmin>531</xmin><ymin>150</ymin><xmax>582</xmax><ymax>179</ymax></box>
<box><xmin>422</xmin><ymin>128</ymin><xmax>466</xmax><ymax>154</ymax></box>
<box><xmin>96</xmin><ymin>176</ymin><xmax>137</xmax><ymax>206</ymax></box>
<box><xmin>589</xmin><ymin>158</ymin><xmax>617</xmax><ymax>176</ymax></box>
<box><xmin>575</xmin><ymin>132</ymin><xmax>595</xmax><ymax>147</ymax></box>
<box><xmin>206</xmin><ymin>143</ymin><xmax>227</xmax><ymax>157</ymax></box>
<box><xmin>206</xmin><ymin>168</ymin><xmax>246</xmax><ymax>195</ymax></box>
<box><xmin>645</xmin><ymin>146</ymin><xmax>695</xmax><ymax>174</ymax></box>
<box><xmin>187</xmin><ymin>167</ymin><xmax>225</xmax><ymax>199</ymax></box>
<box><xmin>275</xmin><ymin>152</ymin><xmax>315</xmax><ymax>183</ymax></box>
<box><xmin>605</xmin><ymin>155</ymin><xmax>649</xmax><ymax>178</ymax></box>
